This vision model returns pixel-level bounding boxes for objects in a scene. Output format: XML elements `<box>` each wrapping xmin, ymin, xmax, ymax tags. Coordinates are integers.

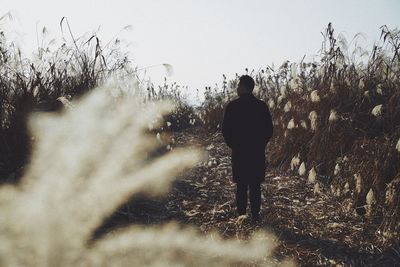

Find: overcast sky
<box><xmin>2</xmin><ymin>0</ymin><xmax>400</xmax><ymax>97</ymax></box>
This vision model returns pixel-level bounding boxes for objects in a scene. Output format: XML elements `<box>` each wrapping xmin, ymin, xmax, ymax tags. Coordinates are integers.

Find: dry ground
<box><xmin>98</xmin><ymin>128</ymin><xmax>400</xmax><ymax>267</ymax></box>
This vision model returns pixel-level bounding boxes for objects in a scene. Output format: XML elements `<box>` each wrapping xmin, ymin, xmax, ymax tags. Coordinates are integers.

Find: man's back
<box><xmin>222</xmin><ymin>94</ymin><xmax>273</xmax><ymax>153</ymax></box>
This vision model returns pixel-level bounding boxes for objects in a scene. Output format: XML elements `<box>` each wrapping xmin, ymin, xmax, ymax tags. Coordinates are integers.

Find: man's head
<box><xmin>237</xmin><ymin>75</ymin><xmax>255</xmax><ymax>96</ymax></box>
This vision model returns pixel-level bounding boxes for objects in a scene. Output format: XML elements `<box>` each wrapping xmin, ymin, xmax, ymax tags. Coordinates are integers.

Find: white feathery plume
<box><xmin>308</xmin><ymin>111</ymin><xmax>318</xmax><ymax>132</ymax></box>
<box><xmin>335</xmin><ymin>187</ymin><xmax>341</xmax><ymax>197</ymax></box>
<box><xmin>310</xmin><ymin>90</ymin><xmax>320</xmax><ymax>103</ymax></box>
<box><xmin>32</xmin><ymin>85</ymin><xmax>40</xmax><ymax>97</ymax></box>
<box><xmin>86</xmin><ymin>223</ymin><xmax>286</xmax><ymax>267</ymax></box>
<box><xmin>366</xmin><ymin>188</ymin><xmax>376</xmax><ymax>218</ymax></box>
<box><xmin>371</xmin><ymin>104</ymin><xmax>382</xmax><ymax>117</ymax></box>
<box><xmin>396</xmin><ymin>138</ymin><xmax>400</xmax><ymax>153</ymax></box>
<box><xmin>268</xmin><ymin>99</ymin><xmax>275</xmax><ymax>109</ymax></box>
<box><xmin>277</xmin><ymin>95</ymin><xmax>285</xmax><ymax>104</ymax></box>
<box><xmin>308</xmin><ymin>167</ymin><xmax>317</xmax><ymax>184</ymax></box>
<box><xmin>290</xmin><ymin>63</ymin><xmax>297</xmax><ymax>79</ymax></box>
<box><xmin>385</xmin><ymin>185</ymin><xmax>395</xmax><ymax>205</ymax></box>
<box><xmin>284</xmin><ymin>101</ymin><xmax>292</xmax><ymax>113</ymax></box>
<box><xmin>0</xmin><ymin>88</ymin><xmax>291</xmax><ymax>267</ymax></box>
<box><xmin>289</xmin><ymin>77</ymin><xmax>300</xmax><ymax>91</ymax></box>
<box><xmin>334</xmin><ymin>163</ymin><xmax>341</xmax><ymax>176</ymax></box>
<box><xmin>366</xmin><ymin>188</ymin><xmax>376</xmax><ymax>205</ymax></box>
<box><xmin>300</xmin><ymin>120</ymin><xmax>307</xmax><ymax>130</ymax></box>
<box><xmin>57</xmin><ymin>96</ymin><xmax>74</xmax><ymax>109</ymax></box>
<box><xmin>329</xmin><ymin>110</ymin><xmax>338</xmax><ymax>122</ymax></box>
<box><xmin>313</xmin><ymin>183</ymin><xmax>320</xmax><ymax>195</ymax></box>
<box><xmin>354</xmin><ymin>173</ymin><xmax>362</xmax><ymax>194</ymax></box>
<box><xmin>298</xmin><ymin>162</ymin><xmax>306</xmax><ymax>176</ymax></box>
<box><xmin>279</xmin><ymin>85</ymin><xmax>286</xmax><ymax>96</ymax></box>
<box><xmin>290</xmin><ymin>153</ymin><xmax>300</xmax><ymax>171</ymax></box>
<box><xmin>287</xmin><ymin>118</ymin><xmax>295</xmax><ymax>130</ymax></box>
<box><xmin>156</xmin><ymin>132</ymin><xmax>162</xmax><ymax>143</ymax></box>
<box><xmin>359</xmin><ymin>78</ymin><xmax>365</xmax><ymax>90</ymax></box>
<box><xmin>343</xmin><ymin>182</ymin><xmax>350</xmax><ymax>194</ymax></box>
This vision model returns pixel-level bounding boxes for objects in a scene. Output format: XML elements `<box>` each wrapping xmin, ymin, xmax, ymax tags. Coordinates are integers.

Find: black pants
<box><xmin>236</xmin><ymin>182</ymin><xmax>261</xmax><ymax>216</ymax></box>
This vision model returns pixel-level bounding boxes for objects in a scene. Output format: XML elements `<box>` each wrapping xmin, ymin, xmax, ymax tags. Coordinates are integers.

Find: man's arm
<box><xmin>264</xmin><ymin>103</ymin><xmax>273</xmax><ymax>144</ymax></box>
<box><xmin>222</xmin><ymin>103</ymin><xmax>234</xmax><ymax>149</ymax></box>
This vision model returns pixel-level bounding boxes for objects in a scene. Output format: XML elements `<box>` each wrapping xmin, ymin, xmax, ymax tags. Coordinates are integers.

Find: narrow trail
<box><xmin>168</xmin><ymin>129</ymin><xmax>400</xmax><ymax>267</ymax></box>
<box><xmin>98</xmin><ymin>128</ymin><xmax>400</xmax><ymax>266</ymax></box>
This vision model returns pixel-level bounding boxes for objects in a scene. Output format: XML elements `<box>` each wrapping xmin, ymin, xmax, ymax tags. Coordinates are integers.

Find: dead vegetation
<box><xmin>1</xmin><ymin>17</ymin><xmax>400</xmax><ymax>266</ymax></box>
<box><xmin>198</xmin><ymin>24</ymin><xmax>400</xmax><ymax>239</ymax></box>
<box><xmin>107</xmin><ymin>129</ymin><xmax>398</xmax><ymax>266</ymax></box>
<box><xmin>0</xmin><ymin>88</ymin><xmax>292</xmax><ymax>267</ymax></box>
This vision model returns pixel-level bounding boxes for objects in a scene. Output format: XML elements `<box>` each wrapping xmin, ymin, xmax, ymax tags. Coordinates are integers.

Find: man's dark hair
<box><xmin>239</xmin><ymin>75</ymin><xmax>255</xmax><ymax>92</ymax></box>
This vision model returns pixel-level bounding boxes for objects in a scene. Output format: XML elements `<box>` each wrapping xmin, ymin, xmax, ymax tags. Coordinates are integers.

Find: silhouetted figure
<box><xmin>222</xmin><ymin>75</ymin><xmax>273</xmax><ymax>222</ymax></box>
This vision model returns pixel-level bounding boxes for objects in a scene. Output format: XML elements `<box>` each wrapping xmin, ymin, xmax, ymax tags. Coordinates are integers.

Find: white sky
<box><xmin>2</xmin><ymin>0</ymin><xmax>400</xmax><ymax>98</ymax></box>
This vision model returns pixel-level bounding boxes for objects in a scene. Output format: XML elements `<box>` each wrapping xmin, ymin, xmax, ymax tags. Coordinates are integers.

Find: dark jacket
<box><xmin>222</xmin><ymin>94</ymin><xmax>273</xmax><ymax>184</ymax></box>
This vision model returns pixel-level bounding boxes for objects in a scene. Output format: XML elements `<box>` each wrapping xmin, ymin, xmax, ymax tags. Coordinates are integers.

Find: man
<box><xmin>222</xmin><ymin>75</ymin><xmax>273</xmax><ymax>222</ymax></box>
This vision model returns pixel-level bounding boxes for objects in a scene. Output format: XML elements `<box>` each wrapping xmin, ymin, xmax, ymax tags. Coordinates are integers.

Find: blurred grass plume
<box><xmin>0</xmin><ymin>87</ymin><xmax>290</xmax><ymax>267</ymax></box>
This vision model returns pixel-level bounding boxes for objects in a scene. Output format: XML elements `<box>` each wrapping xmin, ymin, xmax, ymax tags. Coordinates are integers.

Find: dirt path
<box><xmin>97</xmin><ymin>129</ymin><xmax>399</xmax><ymax>266</ymax></box>
<box><xmin>166</xmin><ymin>129</ymin><xmax>400</xmax><ymax>267</ymax></box>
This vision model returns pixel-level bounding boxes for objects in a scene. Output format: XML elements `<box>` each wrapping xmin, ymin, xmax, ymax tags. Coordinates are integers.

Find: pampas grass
<box><xmin>358</xmin><ymin>79</ymin><xmax>365</xmax><ymax>90</ymax></box>
<box><xmin>86</xmin><ymin>224</ymin><xmax>284</xmax><ymax>267</ymax></box>
<box><xmin>308</xmin><ymin>167</ymin><xmax>317</xmax><ymax>184</ymax></box>
<box><xmin>313</xmin><ymin>182</ymin><xmax>320</xmax><ymax>195</ymax></box>
<box><xmin>284</xmin><ymin>101</ymin><xmax>292</xmax><ymax>113</ymax></box>
<box><xmin>328</xmin><ymin>110</ymin><xmax>338</xmax><ymax>122</ymax></box>
<box><xmin>277</xmin><ymin>95</ymin><xmax>285</xmax><ymax>104</ymax></box>
<box><xmin>366</xmin><ymin>188</ymin><xmax>376</xmax><ymax>218</ymax></box>
<box><xmin>287</xmin><ymin>118</ymin><xmax>295</xmax><ymax>130</ymax></box>
<box><xmin>343</xmin><ymin>182</ymin><xmax>350</xmax><ymax>194</ymax></box>
<box><xmin>300</xmin><ymin>120</ymin><xmax>307</xmax><ymax>130</ymax></box>
<box><xmin>308</xmin><ymin>111</ymin><xmax>318</xmax><ymax>132</ymax></box>
<box><xmin>0</xmin><ymin>88</ymin><xmax>290</xmax><ymax>267</ymax></box>
<box><xmin>354</xmin><ymin>174</ymin><xmax>362</xmax><ymax>194</ymax></box>
<box><xmin>334</xmin><ymin>163</ymin><xmax>341</xmax><ymax>176</ymax></box>
<box><xmin>298</xmin><ymin>162</ymin><xmax>306</xmax><ymax>176</ymax></box>
<box><xmin>371</xmin><ymin>104</ymin><xmax>383</xmax><ymax>117</ymax></box>
<box><xmin>290</xmin><ymin>154</ymin><xmax>300</xmax><ymax>171</ymax></box>
<box><xmin>268</xmin><ymin>99</ymin><xmax>275</xmax><ymax>109</ymax></box>
<box><xmin>385</xmin><ymin>184</ymin><xmax>395</xmax><ymax>205</ymax></box>
<box><xmin>366</xmin><ymin>188</ymin><xmax>376</xmax><ymax>206</ymax></box>
<box><xmin>310</xmin><ymin>90</ymin><xmax>320</xmax><ymax>103</ymax></box>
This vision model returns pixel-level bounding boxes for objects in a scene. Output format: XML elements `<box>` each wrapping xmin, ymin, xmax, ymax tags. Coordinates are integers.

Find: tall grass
<box><xmin>0</xmin><ymin>15</ymin><xmax>201</xmax><ymax>182</ymax></box>
<box><xmin>0</xmin><ymin>16</ymin><xmax>133</xmax><ymax>182</ymax></box>
<box><xmin>0</xmin><ymin>87</ymin><xmax>292</xmax><ymax>267</ymax></box>
<box><xmin>0</xmin><ymin>17</ymin><xmax>295</xmax><ymax>266</ymax></box>
<box><xmin>1</xmin><ymin>14</ymin><xmax>399</xmax><ymax>251</ymax></box>
<box><xmin>200</xmin><ymin>24</ymin><xmax>400</xmax><ymax>238</ymax></box>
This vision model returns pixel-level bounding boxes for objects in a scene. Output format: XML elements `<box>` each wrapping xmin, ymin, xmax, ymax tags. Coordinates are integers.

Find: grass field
<box><xmin>0</xmin><ymin>19</ymin><xmax>399</xmax><ymax>266</ymax></box>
